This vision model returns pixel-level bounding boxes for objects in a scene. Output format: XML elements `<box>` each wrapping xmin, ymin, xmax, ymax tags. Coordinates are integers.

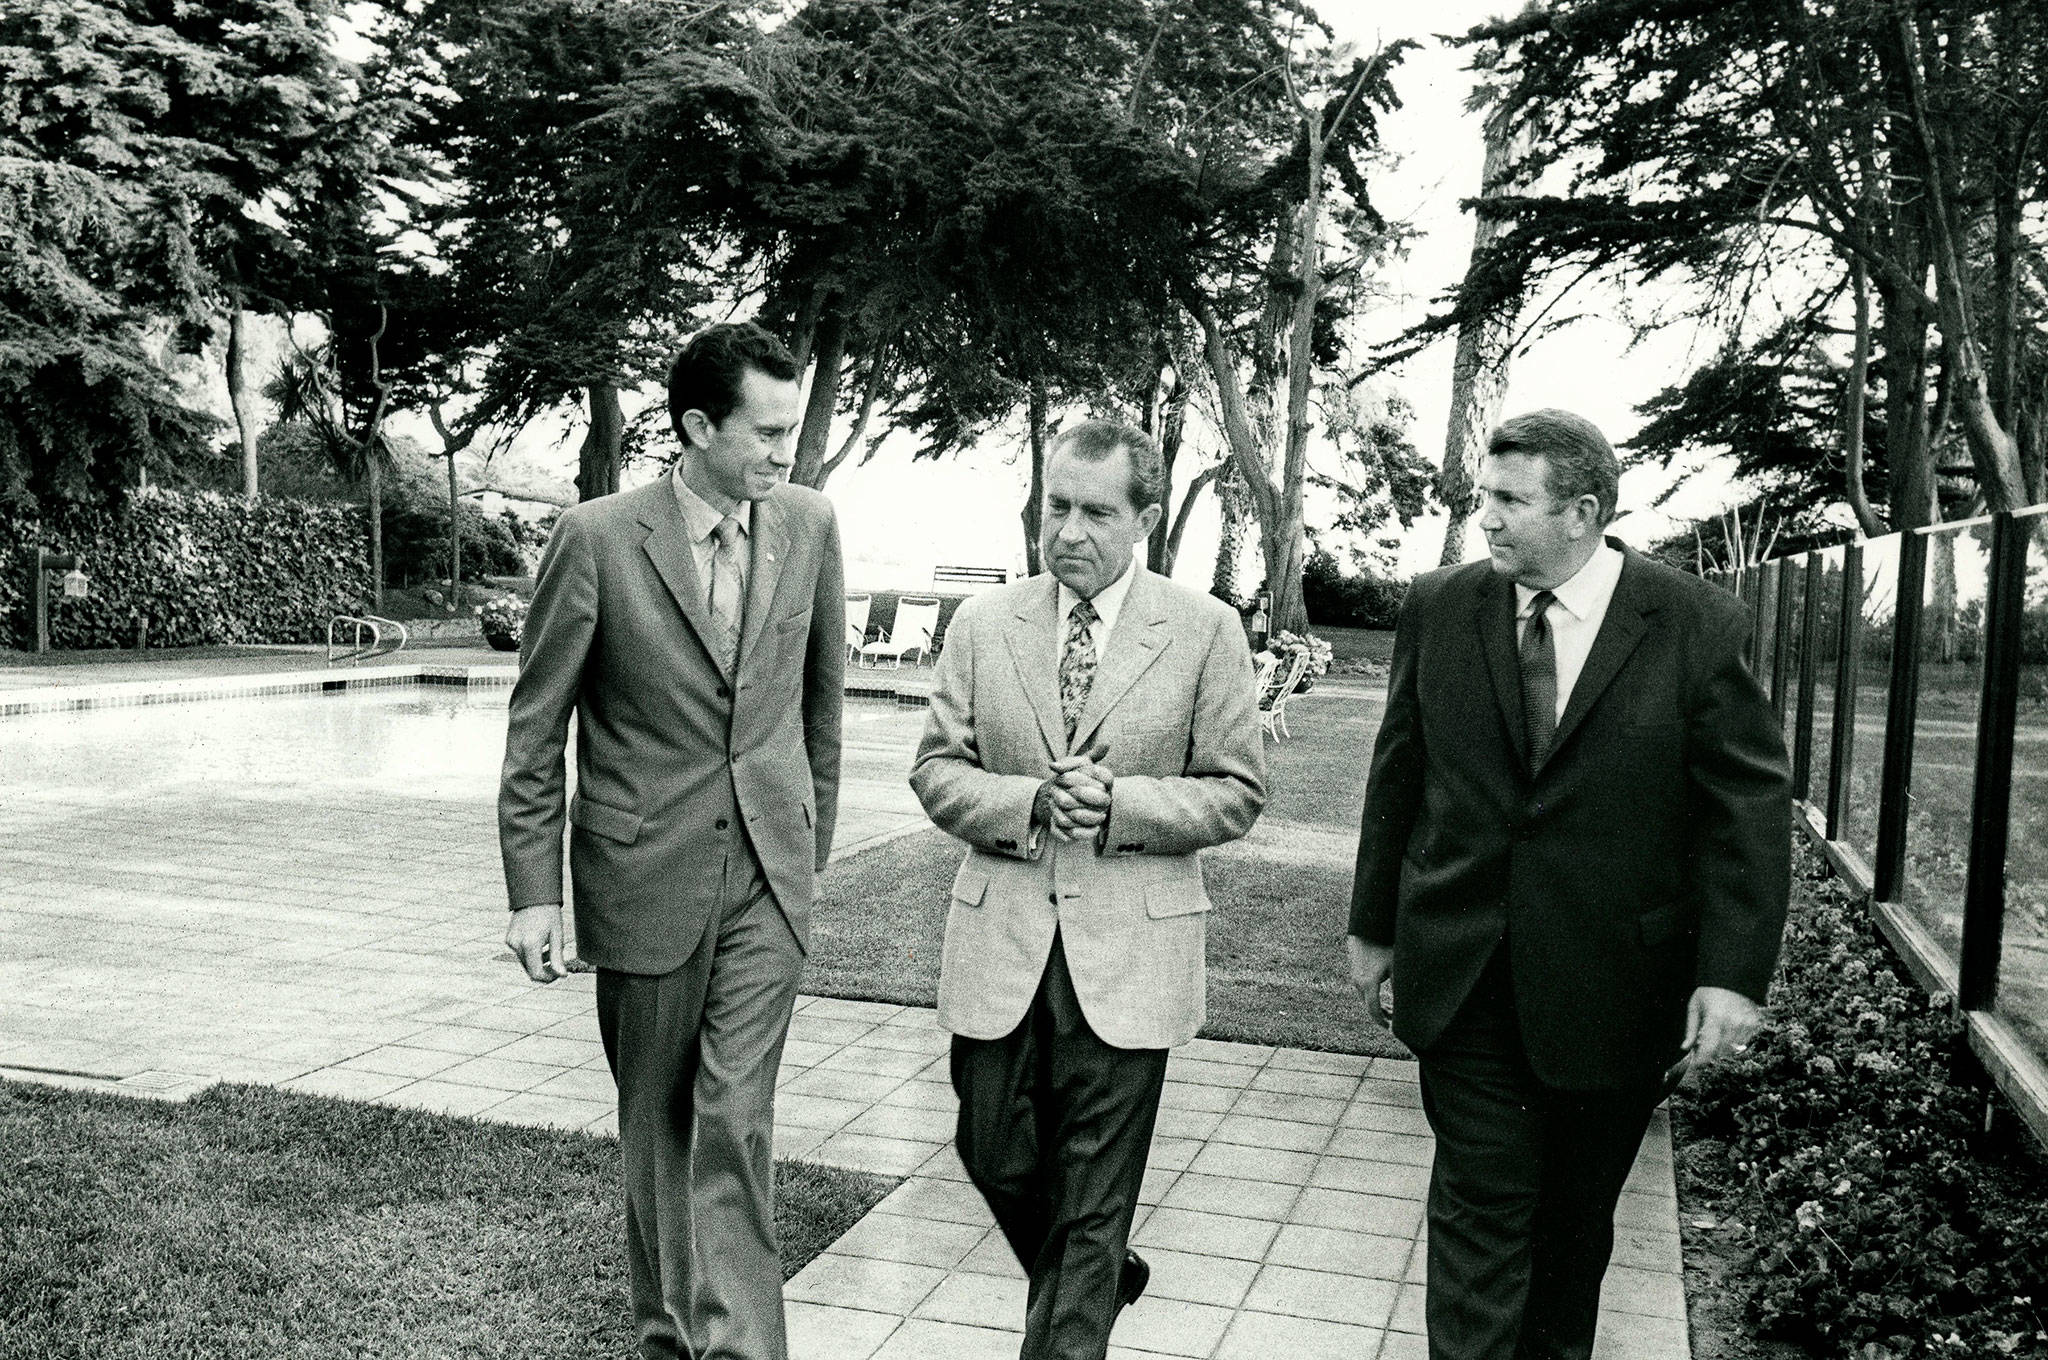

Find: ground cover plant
<box><xmin>1672</xmin><ymin>849</ymin><xmax>2048</xmax><ymax>1359</ymax></box>
<box><xmin>0</xmin><ymin>1081</ymin><xmax>893</xmax><ymax>1360</ymax></box>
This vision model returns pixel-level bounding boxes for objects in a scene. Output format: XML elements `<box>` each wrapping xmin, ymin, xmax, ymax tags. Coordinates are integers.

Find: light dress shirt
<box><xmin>1514</xmin><ymin>541</ymin><xmax>1625</xmax><ymax>722</ymax></box>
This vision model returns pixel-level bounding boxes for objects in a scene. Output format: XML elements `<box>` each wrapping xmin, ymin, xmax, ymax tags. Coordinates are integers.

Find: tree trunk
<box><xmin>1878</xmin><ymin>269</ymin><xmax>1938</xmax><ymax>530</ymax></box>
<box><xmin>367</xmin><ymin>454</ymin><xmax>384</xmax><ymax>611</ymax></box>
<box><xmin>1843</xmin><ymin>255</ymin><xmax>1887</xmax><ymax>537</ymax></box>
<box><xmin>577</xmin><ymin>381</ymin><xmax>623</xmax><ymax>501</ymax></box>
<box><xmin>792</xmin><ymin>310</ymin><xmax>847</xmax><ymax>488</ymax></box>
<box><xmin>227</xmin><ymin>301</ymin><xmax>261</xmax><ymax>499</ymax></box>
<box><xmin>1211</xmin><ymin>469</ymin><xmax>1245</xmax><ymax>602</ymax></box>
<box><xmin>446</xmin><ymin>451</ymin><xmax>462</xmax><ymax>608</ymax></box>
<box><xmin>1438</xmin><ymin>100</ymin><xmax>1534</xmax><ymax>566</ymax></box>
<box><xmin>1147</xmin><ymin>361</ymin><xmax>1189</xmax><ymax>572</ymax></box>
<box><xmin>1021</xmin><ymin>381</ymin><xmax>1048</xmax><ymax>576</ymax></box>
<box><xmin>1162</xmin><ymin>462</ymin><xmax>1222</xmax><ymax>578</ymax></box>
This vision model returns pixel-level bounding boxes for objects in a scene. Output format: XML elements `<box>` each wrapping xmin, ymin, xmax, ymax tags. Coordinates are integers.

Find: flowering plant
<box><xmin>478</xmin><ymin>595</ymin><xmax>529</xmax><ymax>651</ymax></box>
<box><xmin>1270</xmin><ymin>629</ymin><xmax>1333</xmax><ymax>679</ymax></box>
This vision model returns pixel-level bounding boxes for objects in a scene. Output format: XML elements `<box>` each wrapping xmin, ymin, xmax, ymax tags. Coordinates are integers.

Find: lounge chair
<box><xmin>843</xmin><ymin>592</ymin><xmax>872</xmax><ymax>663</ymax></box>
<box><xmin>859</xmin><ymin>595</ymin><xmax>942</xmax><ymax>668</ymax></box>
<box><xmin>1258</xmin><ymin>647</ymin><xmax>1312</xmax><ymax>741</ymax></box>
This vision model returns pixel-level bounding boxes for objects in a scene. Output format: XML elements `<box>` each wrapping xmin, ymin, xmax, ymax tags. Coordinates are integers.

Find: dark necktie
<box><xmin>1059</xmin><ymin>598</ymin><xmax>1098</xmax><ymax>747</ymax></box>
<box><xmin>1520</xmin><ymin>589</ymin><xmax>1558</xmax><ymax>771</ymax></box>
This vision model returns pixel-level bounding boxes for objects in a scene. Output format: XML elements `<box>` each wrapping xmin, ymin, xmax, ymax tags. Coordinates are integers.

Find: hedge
<box><xmin>1303</xmin><ymin>548</ymin><xmax>1406</xmax><ymax>630</ymax></box>
<box><xmin>1676</xmin><ymin>848</ymin><xmax>2048</xmax><ymax>1358</ymax></box>
<box><xmin>0</xmin><ymin>489</ymin><xmax>372</xmax><ymax>650</ymax></box>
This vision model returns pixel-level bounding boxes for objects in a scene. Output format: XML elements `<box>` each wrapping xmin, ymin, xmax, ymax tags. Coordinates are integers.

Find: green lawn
<box><xmin>807</xmin><ymin>679</ymin><xmax>1407</xmax><ymax>1057</ymax></box>
<box><xmin>0</xmin><ymin>1081</ymin><xmax>893</xmax><ymax>1360</ymax></box>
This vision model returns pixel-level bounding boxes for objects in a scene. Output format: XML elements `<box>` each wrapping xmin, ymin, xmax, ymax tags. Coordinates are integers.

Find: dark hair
<box><xmin>1049</xmin><ymin>420</ymin><xmax>1166</xmax><ymax>513</ymax></box>
<box><xmin>667</xmin><ymin>322</ymin><xmax>800</xmax><ymax>448</ymax></box>
<box><xmin>1487</xmin><ymin>408</ymin><xmax>1621</xmax><ymax>526</ymax></box>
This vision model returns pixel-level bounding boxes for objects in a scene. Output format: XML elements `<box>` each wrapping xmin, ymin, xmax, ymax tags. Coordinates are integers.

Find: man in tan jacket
<box><xmin>498</xmin><ymin>322</ymin><xmax>844</xmax><ymax>1360</ymax></box>
<box><xmin>911</xmin><ymin>420</ymin><xmax>1265</xmax><ymax>1360</ymax></box>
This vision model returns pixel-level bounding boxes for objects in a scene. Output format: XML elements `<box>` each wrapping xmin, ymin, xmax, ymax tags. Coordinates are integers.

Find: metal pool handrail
<box><xmin>327</xmin><ymin>614</ymin><xmax>409</xmax><ymax>665</ymax></box>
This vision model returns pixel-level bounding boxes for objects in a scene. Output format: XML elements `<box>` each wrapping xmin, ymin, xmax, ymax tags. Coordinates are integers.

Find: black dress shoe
<box><xmin>1117</xmin><ymin>1250</ymin><xmax>1150</xmax><ymax>1310</ymax></box>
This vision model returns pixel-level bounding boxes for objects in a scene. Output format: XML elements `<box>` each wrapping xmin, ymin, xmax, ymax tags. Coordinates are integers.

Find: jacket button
<box><xmin>1048</xmin><ymin>892</ymin><xmax>1057</xmax><ymax>906</ymax></box>
<box><xmin>717</xmin><ymin>686</ymin><xmax>730</xmax><ymax>699</ymax></box>
<box><xmin>715</xmin><ymin>818</ymin><xmax>729</xmax><ymax>830</ymax></box>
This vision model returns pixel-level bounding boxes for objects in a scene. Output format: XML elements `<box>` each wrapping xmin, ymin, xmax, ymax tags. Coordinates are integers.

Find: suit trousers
<box><xmin>1415</xmin><ymin>948</ymin><xmax>1661</xmax><ymax>1360</ymax></box>
<box><xmin>950</xmin><ymin>931</ymin><xmax>1170</xmax><ymax>1360</ymax></box>
<box><xmin>597</xmin><ymin>853</ymin><xmax>803</xmax><ymax>1360</ymax></box>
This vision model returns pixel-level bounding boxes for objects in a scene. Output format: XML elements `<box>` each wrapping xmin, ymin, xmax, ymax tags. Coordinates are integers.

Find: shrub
<box><xmin>1676</xmin><ymin>850</ymin><xmax>2048</xmax><ymax>1358</ymax></box>
<box><xmin>382</xmin><ymin>497</ymin><xmax>527</xmax><ymax>587</ymax></box>
<box><xmin>1302</xmin><ymin>548</ymin><xmax>1405</xmax><ymax>629</ymax></box>
<box><xmin>0</xmin><ymin>488</ymin><xmax>371</xmax><ymax>650</ymax></box>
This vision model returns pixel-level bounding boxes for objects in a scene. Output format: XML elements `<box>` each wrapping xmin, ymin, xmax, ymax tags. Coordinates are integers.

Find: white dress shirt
<box><xmin>1055</xmin><ymin>560</ymin><xmax>1139</xmax><ymax>668</ymax></box>
<box><xmin>672</xmin><ymin>466</ymin><xmax>752</xmax><ymax>605</ymax></box>
<box><xmin>1515</xmin><ymin>542</ymin><xmax>1625</xmax><ymax>722</ymax></box>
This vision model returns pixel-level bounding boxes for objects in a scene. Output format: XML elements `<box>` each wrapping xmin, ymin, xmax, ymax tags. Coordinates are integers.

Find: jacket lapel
<box><xmin>637</xmin><ymin>479</ymin><xmax>726</xmax><ymax>672</ymax></box>
<box><xmin>1546</xmin><ymin>543</ymin><xmax>1653</xmax><ymax>765</ymax></box>
<box><xmin>1003</xmin><ymin>576</ymin><xmax>1067</xmax><ymax>759</ymax></box>
<box><xmin>1069</xmin><ymin>569</ymin><xmax>1172</xmax><ymax>755</ymax></box>
<box><xmin>1475</xmin><ymin>568</ymin><xmax>1530</xmax><ymax>772</ymax></box>
<box><xmin>735</xmin><ymin>493</ymin><xmax>790</xmax><ymax>677</ymax></box>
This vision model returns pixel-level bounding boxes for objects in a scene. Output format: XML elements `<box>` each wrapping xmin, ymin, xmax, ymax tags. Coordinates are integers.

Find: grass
<box><xmin>0</xmin><ymin>1080</ymin><xmax>894</xmax><ymax>1360</ymax></box>
<box><xmin>807</xmin><ymin>680</ymin><xmax>1406</xmax><ymax>1057</ymax></box>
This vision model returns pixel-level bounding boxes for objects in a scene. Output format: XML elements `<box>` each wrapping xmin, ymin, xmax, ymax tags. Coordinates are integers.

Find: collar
<box><xmin>1517</xmin><ymin>540</ymin><xmax>1624</xmax><ymax>621</ymax></box>
<box><xmin>1057</xmin><ymin>559</ymin><xmax>1139</xmax><ymax>636</ymax></box>
<box><xmin>671</xmin><ymin>464</ymin><xmax>751</xmax><ymax>545</ymax></box>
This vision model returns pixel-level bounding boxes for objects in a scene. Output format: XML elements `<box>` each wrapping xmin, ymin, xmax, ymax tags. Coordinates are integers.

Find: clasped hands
<box><xmin>1037</xmin><ymin>741</ymin><xmax>1113</xmax><ymax>844</ymax></box>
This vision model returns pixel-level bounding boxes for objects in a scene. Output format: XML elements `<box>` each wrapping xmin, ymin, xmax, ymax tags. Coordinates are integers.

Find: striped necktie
<box><xmin>708</xmin><ymin>516</ymin><xmax>745</xmax><ymax>676</ymax></box>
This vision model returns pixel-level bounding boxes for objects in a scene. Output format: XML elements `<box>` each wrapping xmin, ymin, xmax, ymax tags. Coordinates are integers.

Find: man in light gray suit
<box><xmin>910</xmin><ymin>420</ymin><xmax>1266</xmax><ymax>1360</ymax></box>
<box><xmin>498</xmin><ymin>322</ymin><xmax>844</xmax><ymax>1360</ymax></box>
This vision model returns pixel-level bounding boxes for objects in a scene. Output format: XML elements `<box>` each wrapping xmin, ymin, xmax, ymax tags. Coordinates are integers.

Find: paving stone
<box><xmin>1213</xmin><ymin>1309</ymin><xmax>1387</xmax><ymax>1360</ymax></box>
<box><xmin>814</xmin><ymin>1132</ymin><xmax>945</xmax><ymax>1178</ymax></box>
<box><xmin>788</xmin><ymin>1254</ymin><xmax>947</xmax><ymax>1315</ymax></box>
<box><xmin>1268</xmin><ymin>1224</ymin><xmax>1412</xmax><ymax>1281</ymax></box>
<box><xmin>1242</xmin><ymin>1264</ymin><xmax>1399</xmax><ymax>1330</ymax></box>
<box><xmin>868</xmin><ymin>1318</ymin><xmax>1021</xmax><ymax>1360</ymax></box>
<box><xmin>1111</xmin><ymin>1294</ymin><xmax>1235</xmax><ymax>1357</ymax></box>
<box><xmin>1132</xmin><ymin>1208</ymin><xmax>1280</xmax><ymax>1262</ymax></box>
<box><xmin>1160</xmin><ymin>1172</ymin><xmax>1300</xmax><ymax>1222</ymax></box>
<box><xmin>911</xmin><ymin>1271</ymin><xmax>1027</xmax><ymax>1328</ymax></box>
<box><xmin>831</xmin><ymin>1213</ymin><xmax>988</xmax><ymax>1270</ymax></box>
<box><xmin>783</xmin><ymin>1302</ymin><xmax>899</xmax><ymax>1360</ymax></box>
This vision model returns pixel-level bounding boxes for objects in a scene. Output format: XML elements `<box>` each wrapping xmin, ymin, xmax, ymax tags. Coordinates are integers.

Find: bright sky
<box><xmin>366</xmin><ymin>0</ymin><xmax>1755</xmax><ymax>594</ymax></box>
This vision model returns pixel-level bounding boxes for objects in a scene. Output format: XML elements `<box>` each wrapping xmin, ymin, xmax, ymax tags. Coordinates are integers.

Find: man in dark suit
<box><xmin>499</xmin><ymin>322</ymin><xmax>844</xmax><ymax>1360</ymax></box>
<box><xmin>1346</xmin><ymin>409</ymin><xmax>1789</xmax><ymax>1360</ymax></box>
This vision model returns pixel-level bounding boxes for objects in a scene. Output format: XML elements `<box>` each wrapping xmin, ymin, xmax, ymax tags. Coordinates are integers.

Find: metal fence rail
<box><xmin>1706</xmin><ymin>506</ymin><xmax>2048</xmax><ymax>1151</ymax></box>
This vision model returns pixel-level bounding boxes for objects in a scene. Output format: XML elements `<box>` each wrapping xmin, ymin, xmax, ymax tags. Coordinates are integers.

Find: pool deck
<box><xmin>0</xmin><ymin>650</ymin><xmax>1687</xmax><ymax>1360</ymax></box>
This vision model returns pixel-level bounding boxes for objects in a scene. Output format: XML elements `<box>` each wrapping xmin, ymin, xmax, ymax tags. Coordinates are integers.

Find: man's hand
<box><xmin>1345</xmin><ymin>934</ymin><xmax>1395</xmax><ymax>1031</ymax></box>
<box><xmin>1042</xmin><ymin>743</ymin><xmax>1113</xmax><ymax>842</ymax></box>
<box><xmin>1683</xmin><ymin>985</ymin><xmax>1762</xmax><ymax>1067</ymax></box>
<box><xmin>506</xmin><ymin>903</ymin><xmax>571</xmax><ymax>983</ymax></box>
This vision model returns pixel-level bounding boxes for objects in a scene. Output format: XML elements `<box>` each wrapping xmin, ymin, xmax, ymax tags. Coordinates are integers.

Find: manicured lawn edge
<box><xmin>0</xmin><ymin>1080</ymin><xmax>895</xmax><ymax>1359</ymax></box>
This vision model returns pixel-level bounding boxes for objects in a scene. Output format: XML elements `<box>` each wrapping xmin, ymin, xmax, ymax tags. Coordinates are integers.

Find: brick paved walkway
<box><xmin>0</xmin><ymin>664</ymin><xmax>1688</xmax><ymax>1359</ymax></box>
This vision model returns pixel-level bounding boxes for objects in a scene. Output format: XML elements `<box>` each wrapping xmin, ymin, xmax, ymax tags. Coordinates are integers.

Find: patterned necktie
<box><xmin>1520</xmin><ymin>589</ymin><xmax>1558</xmax><ymax>771</ymax></box>
<box><xmin>708</xmin><ymin>515</ymin><xmax>745</xmax><ymax>676</ymax></box>
<box><xmin>1059</xmin><ymin>597</ymin><xmax>1098</xmax><ymax>747</ymax></box>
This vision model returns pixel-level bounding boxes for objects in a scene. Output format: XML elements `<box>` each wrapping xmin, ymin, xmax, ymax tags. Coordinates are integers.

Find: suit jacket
<box><xmin>498</xmin><ymin>476</ymin><xmax>845</xmax><ymax>972</ymax></box>
<box><xmin>910</xmin><ymin>569</ymin><xmax>1266</xmax><ymax>1050</ymax></box>
<box><xmin>1349</xmin><ymin>541</ymin><xmax>1790</xmax><ymax>1089</ymax></box>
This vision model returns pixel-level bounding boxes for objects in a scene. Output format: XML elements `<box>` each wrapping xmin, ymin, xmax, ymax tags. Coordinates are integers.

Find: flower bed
<box><xmin>1674</xmin><ymin>848</ymin><xmax>2048</xmax><ymax>1358</ymax></box>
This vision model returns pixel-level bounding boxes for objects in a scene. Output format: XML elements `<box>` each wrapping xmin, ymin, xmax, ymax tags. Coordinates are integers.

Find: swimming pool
<box><xmin>0</xmin><ymin>677</ymin><xmax>929</xmax><ymax>1091</ymax></box>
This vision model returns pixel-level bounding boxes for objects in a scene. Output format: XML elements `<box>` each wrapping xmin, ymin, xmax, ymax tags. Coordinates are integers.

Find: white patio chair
<box><xmin>859</xmin><ymin>595</ymin><xmax>942</xmax><ymax>668</ymax></box>
<box><xmin>843</xmin><ymin>592</ymin><xmax>872</xmax><ymax>663</ymax></box>
<box><xmin>1258</xmin><ymin>647</ymin><xmax>1312</xmax><ymax>741</ymax></box>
